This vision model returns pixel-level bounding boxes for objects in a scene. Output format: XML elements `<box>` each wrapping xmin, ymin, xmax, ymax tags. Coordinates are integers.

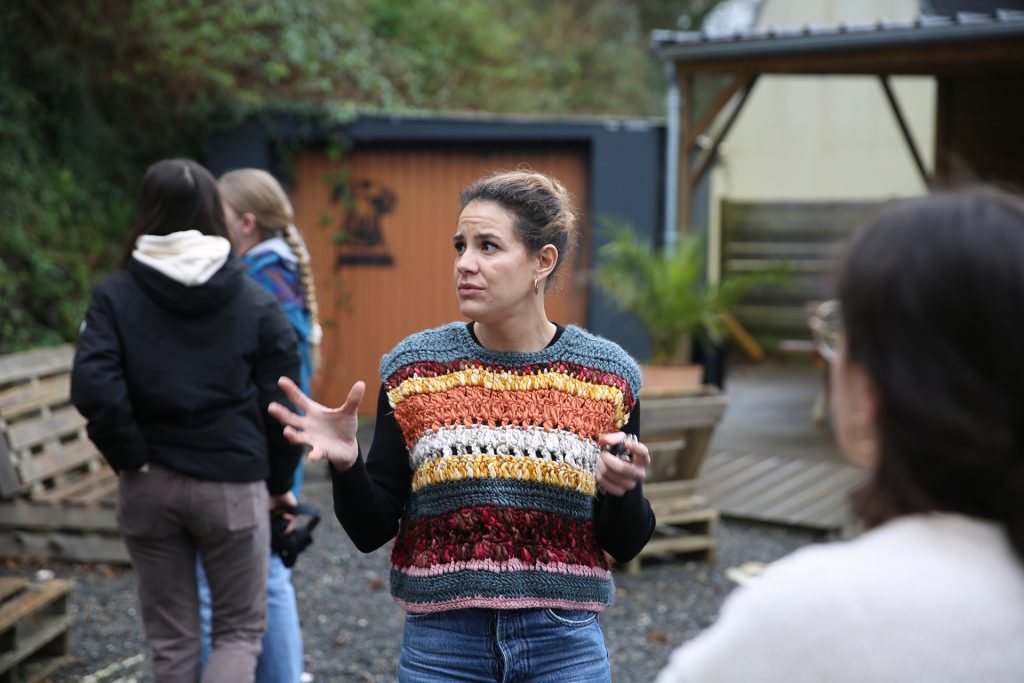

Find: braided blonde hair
<box><xmin>219</xmin><ymin>169</ymin><xmax>322</xmax><ymax>369</ymax></box>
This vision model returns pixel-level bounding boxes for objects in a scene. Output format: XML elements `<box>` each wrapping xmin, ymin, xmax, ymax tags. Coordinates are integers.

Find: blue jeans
<box><xmin>398</xmin><ymin>608</ymin><xmax>611</xmax><ymax>683</ymax></box>
<box><xmin>198</xmin><ymin>552</ymin><xmax>303</xmax><ymax>683</ymax></box>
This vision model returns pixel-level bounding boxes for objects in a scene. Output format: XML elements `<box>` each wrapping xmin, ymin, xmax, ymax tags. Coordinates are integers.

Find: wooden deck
<box><xmin>697</xmin><ymin>449</ymin><xmax>866</xmax><ymax>536</ymax></box>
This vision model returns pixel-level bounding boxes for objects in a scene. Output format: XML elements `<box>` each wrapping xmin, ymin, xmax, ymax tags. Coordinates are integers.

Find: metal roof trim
<box><xmin>651</xmin><ymin>13</ymin><xmax>1024</xmax><ymax>63</ymax></box>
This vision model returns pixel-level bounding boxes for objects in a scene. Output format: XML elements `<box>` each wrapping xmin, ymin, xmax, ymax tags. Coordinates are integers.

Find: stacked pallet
<box><xmin>0</xmin><ymin>576</ymin><xmax>72</xmax><ymax>683</ymax></box>
<box><xmin>0</xmin><ymin>346</ymin><xmax>126</xmax><ymax>563</ymax></box>
<box><xmin>621</xmin><ymin>479</ymin><xmax>718</xmax><ymax>575</ymax></box>
<box><xmin>620</xmin><ymin>385</ymin><xmax>728</xmax><ymax>573</ymax></box>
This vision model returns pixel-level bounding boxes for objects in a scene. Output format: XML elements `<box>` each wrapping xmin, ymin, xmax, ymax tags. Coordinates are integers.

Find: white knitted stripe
<box><xmin>409</xmin><ymin>424</ymin><xmax>600</xmax><ymax>472</ymax></box>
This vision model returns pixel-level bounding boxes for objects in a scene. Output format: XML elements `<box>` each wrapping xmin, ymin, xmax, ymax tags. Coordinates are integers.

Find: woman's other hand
<box><xmin>596</xmin><ymin>432</ymin><xmax>650</xmax><ymax>496</ymax></box>
<box><xmin>268</xmin><ymin>377</ymin><xmax>365</xmax><ymax>473</ymax></box>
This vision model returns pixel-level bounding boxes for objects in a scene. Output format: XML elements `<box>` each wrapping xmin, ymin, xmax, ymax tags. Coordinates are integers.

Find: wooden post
<box><xmin>677</xmin><ymin>69</ymin><xmax>693</xmax><ymax>237</ymax></box>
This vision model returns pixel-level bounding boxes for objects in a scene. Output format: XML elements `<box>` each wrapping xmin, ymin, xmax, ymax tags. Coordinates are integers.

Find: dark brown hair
<box><xmin>839</xmin><ymin>187</ymin><xmax>1024</xmax><ymax>560</ymax></box>
<box><xmin>120</xmin><ymin>159</ymin><xmax>228</xmax><ymax>268</ymax></box>
<box><xmin>459</xmin><ymin>170</ymin><xmax>578</xmax><ymax>288</ymax></box>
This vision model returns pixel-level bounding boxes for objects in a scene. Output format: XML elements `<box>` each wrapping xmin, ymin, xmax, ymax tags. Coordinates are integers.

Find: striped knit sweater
<box><xmin>379</xmin><ymin>321</ymin><xmax>644</xmax><ymax>613</ymax></box>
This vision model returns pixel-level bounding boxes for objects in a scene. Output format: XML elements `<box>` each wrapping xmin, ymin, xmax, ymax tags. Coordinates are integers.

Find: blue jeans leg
<box><xmin>197</xmin><ymin>555</ymin><xmax>212</xmax><ymax>670</ymax></box>
<box><xmin>290</xmin><ymin>459</ymin><xmax>304</xmax><ymax>499</ymax></box>
<box><xmin>254</xmin><ymin>554</ymin><xmax>304</xmax><ymax>683</ymax></box>
<box><xmin>399</xmin><ymin>609</ymin><xmax>498</xmax><ymax>682</ymax></box>
<box><xmin>398</xmin><ymin>608</ymin><xmax>610</xmax><ymax>683</ymax></box>
<box><xmin>198</xmin><ymin>553</ymin><xmax>303</xmax><ymax>682</ymax></box>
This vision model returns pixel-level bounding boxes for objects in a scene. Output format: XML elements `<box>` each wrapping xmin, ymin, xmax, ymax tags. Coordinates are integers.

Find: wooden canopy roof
<box><xmin>652</xmin><ymin>10</ymin><xmax>1024</xmax><ymax>75</ymax></box>
<box><xmin>652</xmin><ymin>9</ymin><xmax>1024</xmax><ymax>240</ymax></box>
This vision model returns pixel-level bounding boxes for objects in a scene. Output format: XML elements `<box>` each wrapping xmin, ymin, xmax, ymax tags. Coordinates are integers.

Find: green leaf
<box><xmin>594</xmin><ymin>216</ymin><xmax>790</xmax><ymax>364</ymax></box>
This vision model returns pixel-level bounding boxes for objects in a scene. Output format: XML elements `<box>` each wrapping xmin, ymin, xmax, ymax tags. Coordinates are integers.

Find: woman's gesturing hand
<box><xmin>268</xmin><ymin>377</ymin><xmax>365</xmax><ymax>473</ymax></box>
<box><xmin>596</xmin><ymin>432</ymin><xmax>650</xmax><ymax>496</ymax></box>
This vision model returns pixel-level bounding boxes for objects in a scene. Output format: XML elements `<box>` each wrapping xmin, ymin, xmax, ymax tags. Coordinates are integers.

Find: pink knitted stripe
<box><xmin>396</xmin><ymin>596</ymin><xmax>608</xmax><ymax>614</ymax></box>
<box><xmin>393</xmin><ymin>559</ymin><xmax>612</xmax><ymax>579</ymax></box>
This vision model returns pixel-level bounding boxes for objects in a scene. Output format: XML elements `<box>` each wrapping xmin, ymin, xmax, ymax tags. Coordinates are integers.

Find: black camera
<box><xmin>270</xmin><ymin>503</ymin><xmax>321</xmax><ymax>568</ymax></box>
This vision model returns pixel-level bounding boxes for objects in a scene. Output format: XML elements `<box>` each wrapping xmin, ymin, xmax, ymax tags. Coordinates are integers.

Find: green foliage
<box><xmin>0</xmin><ymin>0</ymin><xmax>723</xmax><ymax>352</ymax></box>
<box><xmin>0</xmin><ymin>50</ymin><xmax>131</xmax><ymax>350</ymax></box>
<box><xmin>595</xmin><ymin>218</ymin><xmax>789</xmax><ymax>365</ymax></box>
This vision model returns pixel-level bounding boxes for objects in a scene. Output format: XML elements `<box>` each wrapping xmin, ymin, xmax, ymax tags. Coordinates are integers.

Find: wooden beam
<box><xmin>720</xmin><ymin>309</ymin><xmax>764</xmax><ymax>362</ymax></box>
<box><xmin>684</xmin><ymin>75</ymin><xmax>746</xmax><ymax>151</ymax></box>
<box><xmin>689</xmin><ymin>75</ymin><xmax>758</xmax><ymax>192</ymax></box>
<box><xmin>879</xmin><ymin>75</ymin><xmax>931</xmax><ymax>188</ymax></box>
<box><xmin>662</xmin><ymin>39</ymin><xmax>1024</xmax><ymax>76</ymax></box>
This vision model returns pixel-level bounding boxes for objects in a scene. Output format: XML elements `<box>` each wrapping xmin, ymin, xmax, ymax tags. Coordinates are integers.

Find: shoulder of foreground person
<box><xmin>654</xmin><ymin>513</ymin><xmax>1024</xmax><ymax>683</ymax></box>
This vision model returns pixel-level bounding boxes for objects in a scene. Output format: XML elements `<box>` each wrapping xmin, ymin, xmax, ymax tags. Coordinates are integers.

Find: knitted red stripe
<box><xmin>391</xmin><ymin>505</ymin><xmax>609</xmax><ymax>570</ymax></box>
<box><xmin>386</xmin><ymin>359</ymin><xmax>636</xmax><ymax>408</ymax></box>
<box><xmin>392</xmin><ymin>386</ymin><xmax>617</xmax><ymax>447</ymax></box>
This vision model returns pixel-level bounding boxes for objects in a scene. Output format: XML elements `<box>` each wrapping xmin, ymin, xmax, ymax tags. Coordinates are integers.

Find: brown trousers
<box><xmin>118</xmin><ymin>464</ymin><xmax>269</xmax><ymax>683</ymax></box>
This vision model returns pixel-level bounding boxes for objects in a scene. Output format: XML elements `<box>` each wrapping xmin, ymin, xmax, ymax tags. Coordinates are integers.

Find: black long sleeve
<box><xmin>593</xmin><ymin>402</ymin><xmax>657</xmax><ymax>563</ymax></box>
<box><xmin>329</xmin><ymin>385</ymin><xmax>412</xmax><ymax>552</ymax></box>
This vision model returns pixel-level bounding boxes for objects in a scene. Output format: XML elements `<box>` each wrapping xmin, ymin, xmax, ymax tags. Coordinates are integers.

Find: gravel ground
<box><xmin>4</xmin><ymin>462</ymin><xmax>824</xmax><ymax>683</ymax></box>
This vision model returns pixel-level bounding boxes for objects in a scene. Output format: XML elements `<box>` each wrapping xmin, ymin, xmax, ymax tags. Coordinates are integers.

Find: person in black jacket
<box><xmin>71</xmin><ymin>158</ymin><xmax>304</xmax><ymax>683</ymax></box>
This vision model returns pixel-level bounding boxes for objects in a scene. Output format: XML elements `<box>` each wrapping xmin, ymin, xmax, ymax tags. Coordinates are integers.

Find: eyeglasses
<box><xmin>808</xmin><ymin>299</ymin><xmax>842</xmax><ymax>363</ymax></box>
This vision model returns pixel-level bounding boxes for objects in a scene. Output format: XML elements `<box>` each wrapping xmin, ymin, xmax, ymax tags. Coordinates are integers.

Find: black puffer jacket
<box><xmin>71</xmin><ymin>256</ymin><xmax>303</xmax><ymax>495</ymax></box>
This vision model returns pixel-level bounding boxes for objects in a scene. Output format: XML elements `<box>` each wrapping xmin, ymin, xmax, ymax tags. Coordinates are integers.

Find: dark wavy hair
<box><xmin>120</xmin><ymin>159</ymin><xmax>228</xmax><ymax>268</ymax></box>
<box><xmin>459</xmin><ymin>169</ymin><xmax>578</xmax><ymax>287</ymax></box>
<box><xmin>839</xmin><ymin>187</ymin><xmax>1024</xmax><ymax>560</ymax></box>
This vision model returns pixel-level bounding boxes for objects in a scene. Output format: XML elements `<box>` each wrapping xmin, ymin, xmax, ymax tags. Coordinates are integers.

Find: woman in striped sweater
<box><xmin>269</xmin><ymin>169</ymin><xmax>656</xmax><ymax>682</ymax></box>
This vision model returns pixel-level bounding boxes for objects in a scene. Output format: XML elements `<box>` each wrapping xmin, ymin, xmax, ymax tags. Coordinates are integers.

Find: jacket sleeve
<box><xmin>70</xmin><ymin>286</ymin><xmax>149</xmax><ymax>472</ymax></box>
<box><xmin>594</xmin><ymin>400</ymin><xmax>657</xmax><ymax>563</ymax></box>
<box><xmin>330</xmin><ymin>384</ymin><xmax>412</xmax><ymax>552</ymax></box>
<box><xmin>254</xmin><ymin>300</ymin><xmax>305</xmax><ymax>496</ymax></box>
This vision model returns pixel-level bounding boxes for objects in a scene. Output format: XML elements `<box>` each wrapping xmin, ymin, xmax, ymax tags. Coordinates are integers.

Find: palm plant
<box><xmin>594</xmin><ymin>218</ymin><xmax>787</xmax><ymax>366</ymax></box>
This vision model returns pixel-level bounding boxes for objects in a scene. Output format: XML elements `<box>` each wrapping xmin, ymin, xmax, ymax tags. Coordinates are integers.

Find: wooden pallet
<box><xmin>621</xmin><ymin>480</ymin><xmax>718</xmax><ymax>575</ymax></box>
<box><xmin>641</xmin><ymin>385</ymin><xmax>730</xmax><ymax>483</ymax></box>
<box><xmin>0</xmin><ymin>346</ymin><xmax>125</xmax><ymax>563</ymax></box>
<box><xmin>0</xmin><ymin>577</ymin><xmax>72</xmax><ymax>683</ymax></box>
<box><xmin>697</xmin><ymin>450</ymin><xmax>865</xmax><ymax>535</ymax></box>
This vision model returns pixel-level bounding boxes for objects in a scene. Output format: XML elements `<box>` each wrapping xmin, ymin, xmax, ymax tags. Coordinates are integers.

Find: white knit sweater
<box><xmin>655</xmin><ymin>514</ymin><xmax>1024</xmax><ymax>683</ymax></box>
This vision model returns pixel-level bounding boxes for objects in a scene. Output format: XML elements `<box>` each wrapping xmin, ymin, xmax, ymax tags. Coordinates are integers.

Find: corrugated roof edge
<box><xmin>651</xmin><ymin>10</ymin><xmax>1024</xmax><ymax>61</ymax></box>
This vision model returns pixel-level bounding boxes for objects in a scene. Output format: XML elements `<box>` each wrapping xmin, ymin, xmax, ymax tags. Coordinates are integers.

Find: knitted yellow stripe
<box><xmin>411</xmin><ymin>454</ymin><xmax>596</xmax><ymax>497</ymax></box>
<box><xmin>389</xmin><ymin>369</ymin><xmax>627</xmax><ymax>424</ymax></box>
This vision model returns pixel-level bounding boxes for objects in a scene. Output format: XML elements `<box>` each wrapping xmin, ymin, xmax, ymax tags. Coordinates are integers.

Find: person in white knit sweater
<box><xmin>655</xmin><ymin>187</ymin><xmax>1024</xmax><ymax>683</ymax></box>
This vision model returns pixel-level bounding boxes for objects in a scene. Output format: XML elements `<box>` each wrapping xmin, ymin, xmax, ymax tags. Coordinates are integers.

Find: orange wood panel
<box><xmin>290</xmin><ymin>147</ymin><xmax>590</xmax><ymax>414</ymax></box>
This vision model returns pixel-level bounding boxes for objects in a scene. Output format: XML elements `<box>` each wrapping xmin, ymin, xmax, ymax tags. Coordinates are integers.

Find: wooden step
<box><xmin>0</xmin><ymin>578</ymin><xmax>72</xmax><ymax>683</ymax></box>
